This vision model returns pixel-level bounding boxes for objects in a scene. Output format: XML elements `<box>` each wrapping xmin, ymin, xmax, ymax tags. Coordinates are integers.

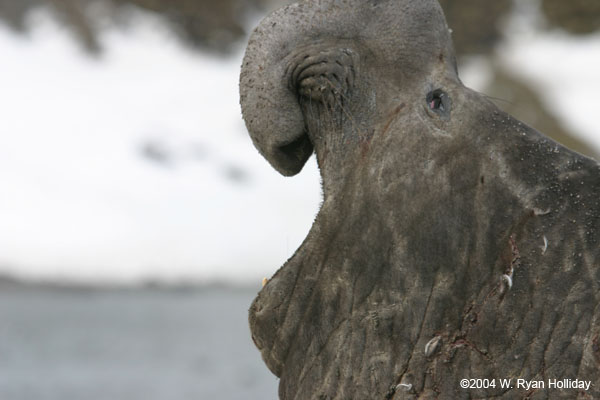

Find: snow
<box><xmin>0</xmin><ymin>7</ymin><xmax>598</xmax><ymax>284</ymax></box>
<box><xmin>0</xmin><ymin>9</ymin><xmax>321</xmax><ymax>284</ymax></box>
<box><xmin>499</xmin><ymin>30</ymin><xmax>600</xmax><ymax>154</ymax></box>
<box><xmin>460</xmin><ymin>0</ymin><xmax>600</xmax><ymax>155</ymax></box>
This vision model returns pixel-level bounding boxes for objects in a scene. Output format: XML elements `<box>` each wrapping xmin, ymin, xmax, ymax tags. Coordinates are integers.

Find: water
<box><xmin>0</xmin><ymin>285</ymin><xmax>278</xmax><ymax>400</ymax></box>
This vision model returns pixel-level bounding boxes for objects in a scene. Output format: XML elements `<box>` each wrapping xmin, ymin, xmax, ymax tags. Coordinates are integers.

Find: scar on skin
<box><xmin>382</xmin><ymin>103</ymin><xmax>405</xmax><ymax>136</ymax></box>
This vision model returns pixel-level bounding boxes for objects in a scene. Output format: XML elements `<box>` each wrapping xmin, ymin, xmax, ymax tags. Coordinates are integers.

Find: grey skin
<box><xmin>239</xmin><ymin>0</ymin><xmax>600</xmax><ymax>399</ymax></box>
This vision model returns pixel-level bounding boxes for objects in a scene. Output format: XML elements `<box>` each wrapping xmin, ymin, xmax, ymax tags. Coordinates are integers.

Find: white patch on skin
<box><xmin>541</xmin><ymin>235</ymin><xmax>548</xmax><ymax>254</ymax></box>
<box><xmin>424</xmin><ymin>335</ymin><xmax>442</xmax><ymax>357</ymax></box>
<box><xmin>396</xmin><ymin>383</ymin><xmax>412</xmax><ymax>391</ymax></box>
<box><xmin>501</xmin><ymin>273</ymin><xmax>513</xmax><ymax>289</ymax></box>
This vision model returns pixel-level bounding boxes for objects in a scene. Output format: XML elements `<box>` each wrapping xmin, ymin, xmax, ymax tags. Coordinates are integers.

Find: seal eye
<box><xmin>429</xmin><ymin>94</ymin><xmax>444</xmax><ymax>111</ymax></box>
<box><xmin>426</xmin><ymin>89</ymin><xmax>449</xmax><ymax>112</ymax></box>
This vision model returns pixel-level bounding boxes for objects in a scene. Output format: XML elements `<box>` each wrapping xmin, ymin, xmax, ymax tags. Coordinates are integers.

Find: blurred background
<box><xmin>0</xmin><ymin>0</ymin><xmax>598</xmax><ymax>399</ymax></box>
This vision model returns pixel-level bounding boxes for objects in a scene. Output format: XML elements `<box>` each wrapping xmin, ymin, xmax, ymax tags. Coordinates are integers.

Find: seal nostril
<box><xmin>426</xmin><ymin>89</ymin><xmax>451</xmax><ymax>117</ymax></box>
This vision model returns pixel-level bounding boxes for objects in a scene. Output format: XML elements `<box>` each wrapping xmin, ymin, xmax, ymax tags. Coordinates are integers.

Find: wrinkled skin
<box><xmin>239</xmin><ymin>0</ymin><xmax>600</xmax><ymax>398</ymax></box>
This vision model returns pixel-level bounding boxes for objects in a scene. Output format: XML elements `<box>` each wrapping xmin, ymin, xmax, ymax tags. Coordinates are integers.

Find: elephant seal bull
<box><xmin>239</xmin><ymin>0</ymin><xmax>600</xmax><ymax>398</ymax></box>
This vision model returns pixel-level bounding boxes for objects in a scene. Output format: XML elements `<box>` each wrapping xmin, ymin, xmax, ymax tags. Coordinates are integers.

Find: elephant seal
<box><xmin>239</xmin><ymin>0</ymin><xmax>600</xmax><ymax>398</ymax></box>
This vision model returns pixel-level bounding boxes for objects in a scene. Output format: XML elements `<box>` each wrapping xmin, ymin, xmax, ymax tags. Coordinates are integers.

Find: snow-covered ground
<box><xmin>0</xmin><ymin>9</ymin><xmax>321</xmax><ymax>285</ymax></box>
<box><xmin>0</xmin><ymin>7</ymin><xmax>598</xmax><ymax>285</ymax></box>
